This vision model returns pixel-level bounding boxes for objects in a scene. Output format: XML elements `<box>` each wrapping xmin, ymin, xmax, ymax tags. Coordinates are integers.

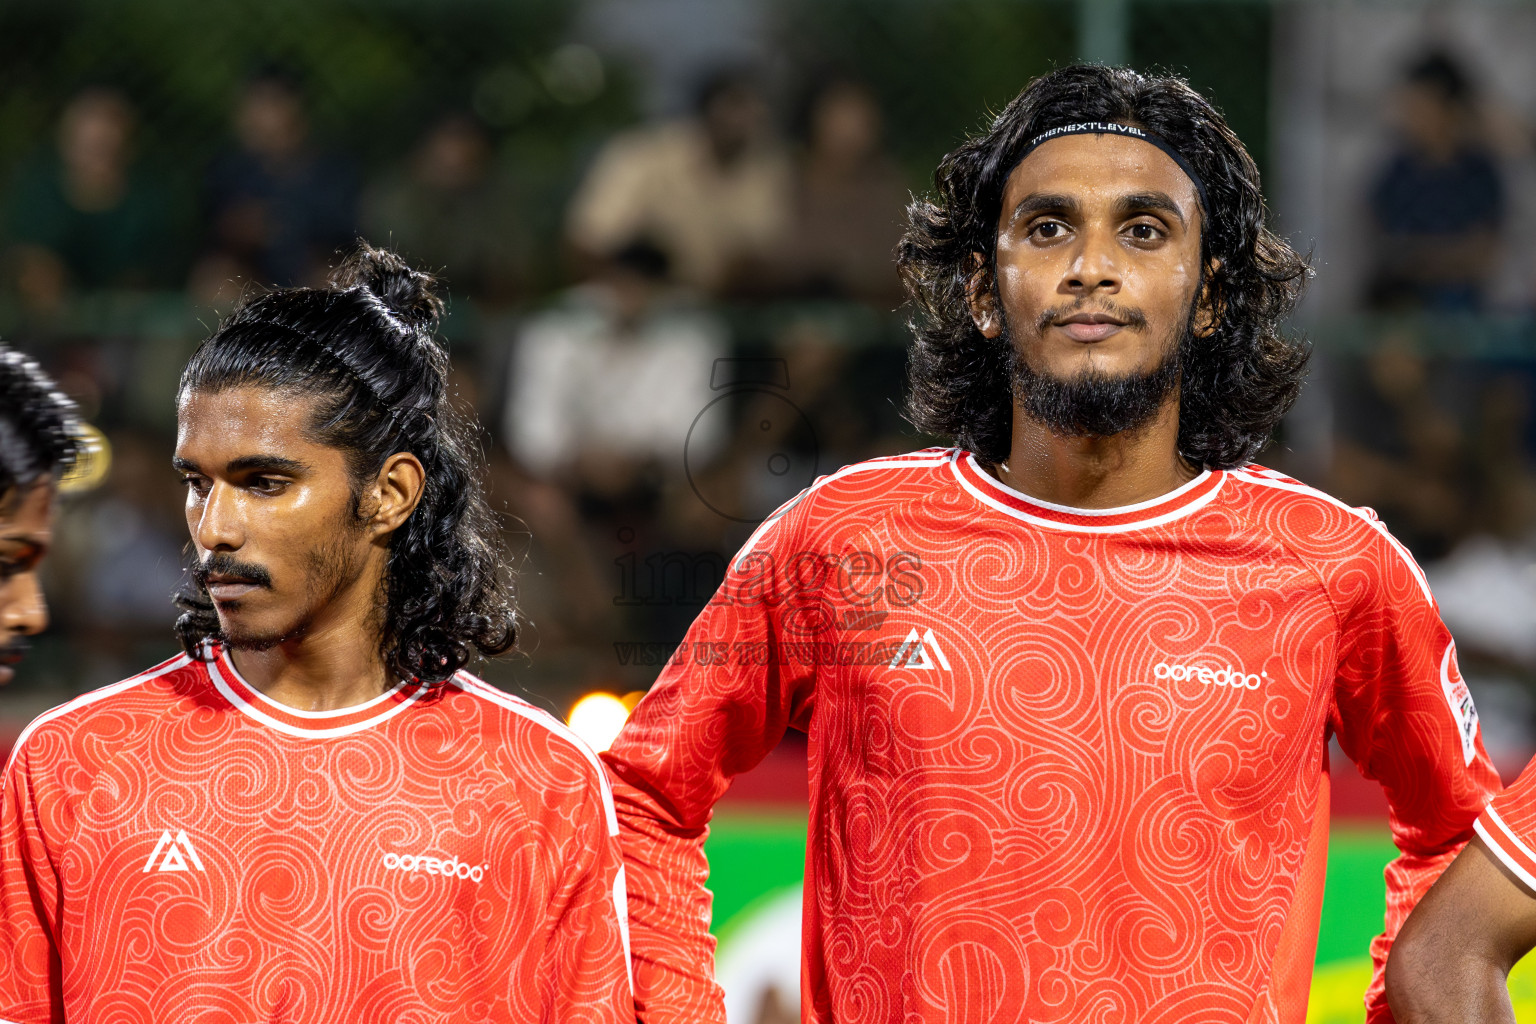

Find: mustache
<box><xmin>1033</xmin><ymin>300</ymin><xmax>1150</xmax><ymax>335</ymax></box>
<box><xmin>0</xmin><ymin>637</ymin><xmax>29</xmax><ymax>663</ymax></box>
<box><xmin>191</xmin><ymin>553</ymin><xmax>273</xmax><ymax>590</ymax></box>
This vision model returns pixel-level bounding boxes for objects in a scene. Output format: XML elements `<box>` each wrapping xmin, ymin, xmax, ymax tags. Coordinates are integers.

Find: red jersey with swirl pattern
<box><xmin>601</xmin><ymin>447</ymin><xmax>1498</xmax><ymax>1024</ymax></box>
<box><xmin>0</xmin><ymin>647</ymin><xmax>632</xmax><ymax>1024</ymax></box>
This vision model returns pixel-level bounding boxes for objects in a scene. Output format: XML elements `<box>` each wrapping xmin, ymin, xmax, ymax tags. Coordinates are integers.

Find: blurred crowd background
<box><xmin>4</xmin><ymin>0</ymin><xmax>1536</xmax><ymax>773</ymax></box>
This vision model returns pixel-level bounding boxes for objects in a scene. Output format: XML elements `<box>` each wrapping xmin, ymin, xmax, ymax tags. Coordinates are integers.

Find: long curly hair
<box><xmin>0</xmin><ymin>345</ymin><xmax>82</xmax><ymax>497</ymax></box>
<box><xmin>899</xmin><ymin>64</ymin><xmax>1311</xmax><ymax>468</ymax></box>
<box><xmin>176</xmin><ymin>243</ymin><xmax>516</xmax><ymax>683</ymax></box>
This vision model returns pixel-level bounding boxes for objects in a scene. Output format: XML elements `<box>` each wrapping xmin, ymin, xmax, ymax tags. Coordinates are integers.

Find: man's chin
<box><xmin>216</xmin><ymin>613</ymin><xmax>299</xmax><ymax>653</ymax></box>
<box><xmin>1011</xmin><ymin>342</ymin><xmax>1183</xmax><ymax>439</ymax></box>
<box><xmin>220</xmin><ymin>632</ymin><xmax>284</xmax><ymax>653</ymax></box>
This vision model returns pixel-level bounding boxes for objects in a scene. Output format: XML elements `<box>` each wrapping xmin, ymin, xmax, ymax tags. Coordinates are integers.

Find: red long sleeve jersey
<box><xmin>602</xmin><ymin>448</ymin><xmax>1499</xmax><ymax>1024</ymax></box>
<box><xmin>0</xmin><ymin>646</ymin><xmax>633</xmax><ymax>1024</ymax></box>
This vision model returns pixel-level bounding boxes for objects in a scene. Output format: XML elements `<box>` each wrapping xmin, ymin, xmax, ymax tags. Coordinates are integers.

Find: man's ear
<box><xmin>1191</xmin><ymin>259</ymin><xmax>1224</xmax><ymax>339</ymax></box>
<box><xmin>965</xmin><ymin>252</ymin><xmax>1003</xmax><ymax>339</ymax></box>
<box><xmin>368</xmin><ymin>452</ymin><xmax>426</xmax><ymax>540</ymax></box>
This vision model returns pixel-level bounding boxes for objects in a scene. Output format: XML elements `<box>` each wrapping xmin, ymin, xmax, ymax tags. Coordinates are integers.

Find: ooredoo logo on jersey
<box><xmin>1153</xmin><ymin>660</ymin><xmax>1268</xmax><ymax>691</ymax></box>
<box><xmin>381</xmin><ymin>850</ymin><xmax>488</xmax><ymax>883</ymax></box>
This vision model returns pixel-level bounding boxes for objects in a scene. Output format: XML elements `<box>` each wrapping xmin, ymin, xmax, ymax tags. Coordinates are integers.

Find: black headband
<box><xmin>1017</xmin><ymin>121</ymin><xmax>1209</xmax><ymax>215</ymax></box>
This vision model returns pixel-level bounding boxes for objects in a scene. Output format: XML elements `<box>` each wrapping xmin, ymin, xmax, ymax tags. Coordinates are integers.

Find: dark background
<box><xmin>3</xmin><ymin>0</ymin><xmax>1533</xmax><ymax>770</ymax></box>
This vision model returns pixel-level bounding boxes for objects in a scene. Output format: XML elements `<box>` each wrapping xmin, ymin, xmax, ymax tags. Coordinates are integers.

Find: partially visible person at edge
<box><xmin>0</xmin><ymin>245</ymin><xmax>633</xmax><ymax>1023</ymax></box>
<box><xmin>1387</xmin><ymin>753</ymin><xmax>1536</xmax><ymax>1022</ymax></box>
<box><xmin>0</xmin><ymin>346</ymin><xmax>83</xmax><ymax>684</ymax></box>
<box><xmin>600</xmin><ymin>64</ymin><xmax>1498</xmax><ymax>1024</ymax></box>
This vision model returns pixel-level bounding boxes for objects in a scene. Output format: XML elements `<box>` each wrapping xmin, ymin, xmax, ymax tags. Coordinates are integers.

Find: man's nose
<box><xmin>1061</xmin><ymin>226</ymin><xmax>1123</xmax><ymax>296</ymax></box>
<box><xmin>1</xmin><ymin>571</ymin><xmax>48</xmax><ymax>638</ymax></box>
<box><xmin>194</xmin><ymin>481</ymin><xmax>245</xmax><ymax>552</ymax></box>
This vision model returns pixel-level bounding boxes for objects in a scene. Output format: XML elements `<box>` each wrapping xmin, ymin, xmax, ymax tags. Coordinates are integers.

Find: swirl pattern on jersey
<box><xmin>603</xmin><ymin>448</ymin><xmax>1499</xmax><ymax>1024</ymax></box>
<box><xmin>0</xmin><ymin>652</ymin><xmax>631</xmax><ymax>1024</ymax></box>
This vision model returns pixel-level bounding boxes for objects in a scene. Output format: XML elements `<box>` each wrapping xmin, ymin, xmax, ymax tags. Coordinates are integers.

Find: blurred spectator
<box><xmin>1429</xmin><ymin>532</ymin><xmax>1536</xmax><ymax>671</ymax></box>
<box><xmin>498</xmin><ymin>240</ymin><xmax>728</xmax><ymax>650</ymax></box>
<box><xmin>504</xmin><ymin>239</ymin><xmax>726</xmax><ymax>488</ymax></box>
<box><xmin>1329</xmin><ymin>336</ymin><xmax>1473</xmax><ymax>559</ymax></box>
<box><xmin>1470</xmin><ymin>374</ymin><xmax>1536</xmax><ymax>540</ymax></box>
<box><xmin>1365</xmin><ymin>49</ymin><xmax>1505</xmax><ymax>311</ymax></box>
<box><xmin>762</xmin><ymin>79</ymin><xmax>908</xmax><ymax>306</ymax></box>
<box><xmin>361</xmin><ymin>112</ymin><xmax>524</xmax><ymax>304</ymax></box>
<box><xmin>5</xmin><ymin>88</ymin><xmax>179</xmax><ymax>312</ymax></box>
<box><xmin>193</xmin><ymin>70</ymin><xmax>357</xmax><ymax>292</ymax></box>
<box><xmin>1420</xmin><ymin>372</ymin><xmax>1536</xmax><ymax>756</ymax></box>
<box><xmin>566</xmin><ymin>68</ymin><xmax>791</xmax><ymax>295</ymax></box>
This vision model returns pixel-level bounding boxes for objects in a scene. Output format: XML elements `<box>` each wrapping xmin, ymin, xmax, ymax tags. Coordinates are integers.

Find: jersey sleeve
<box><xmin>1473</xmin><ymin>754</ymin><xmax>1536</xmax><ymax>895</ymax></box>
<box><xmin>1325</xmin><ymin>523</ymin><xmax>1500</xmax><ymax>1024</ymax></box>
<box><xmin>536</xmin><ymin>757</ymin><xmax>634</xmax><ymax>1024</ymax></box>
<box><xmin>601</xmin><ymin>489</ymin><xmax>823</xmax><ymax>1024</ymax></box>
<box><xmin>0</xmin><ymin>739</ymin><xmax>67</xmax><ymax>1023</ymax></box>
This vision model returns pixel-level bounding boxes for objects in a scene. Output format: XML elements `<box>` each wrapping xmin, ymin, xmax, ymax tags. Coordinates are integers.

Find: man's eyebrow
<box><xmin>1009</xmin><ymin>192</ymin><xmax>1080</xmax><ymax>224</ymax></box>
<box><xmin>226</xmin><ymin>455</ymin><xmax>309</xmax><ymax>475</ymax></box>
<box><xmin>172</xmin><ymin>455</ymin><xmax>310</xmax><ymax>475</ymax></box>
<box><xmin>1116</xmin><ymin>191</ymin><xmax>1188</xmax><ymax>228</ymax></box>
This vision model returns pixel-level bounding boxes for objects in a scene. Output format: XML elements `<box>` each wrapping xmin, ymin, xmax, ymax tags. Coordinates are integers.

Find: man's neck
<box><xmin>227</xmin><ymin>576</ymin><xmax>395</xmax><ymax>713</ymax></box>
<box><xmin>992</xmin><ymin>398</ymin><xmax>1198</xmax><ymax>509</ymax></box>
<box><xmin>230</xmin><ymin>627</ymin><xmax>394</xmax><ymax>713</ymax></box>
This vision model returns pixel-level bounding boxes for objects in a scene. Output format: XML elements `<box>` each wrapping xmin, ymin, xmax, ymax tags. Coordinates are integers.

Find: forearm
<box><xmin>1383</xmin><ymin>836</ymin><xmax>1536</xmax><ymax>1024</ymax></box>
<box><xmin>1365</xmin><ymin>845</ymin><xmax>1465</xmax><ymax>1022</ymax></box>
<box><xmin>1388</xmin><ymin>947</ymin><xmax>1516</xmax><ymax>1024</ymax></box>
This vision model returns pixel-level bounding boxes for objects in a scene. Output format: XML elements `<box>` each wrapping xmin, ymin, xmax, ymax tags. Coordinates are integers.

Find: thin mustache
<box><xmin>1034</xmin><ymin>301</ymin><xmax>1149</xmax><ymax>334</ymax></box>
<box><xmin>0</xmin><ymin>638</ymin><xmax>29</xmax><ymax>662</ymax></box>
<box><xmin>191</xmin><ymin>554</ymin><xmax>273</xmax><ymax>589</ymax></box>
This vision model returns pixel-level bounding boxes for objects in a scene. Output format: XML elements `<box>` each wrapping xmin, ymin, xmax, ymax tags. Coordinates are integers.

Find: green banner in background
<box><xmin>705</xmin><ymin>817</ymin><xmax>1536</xmax><ymax>1024</ymax></box>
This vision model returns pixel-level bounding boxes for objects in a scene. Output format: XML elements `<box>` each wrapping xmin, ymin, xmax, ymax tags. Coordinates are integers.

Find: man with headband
<box><xmin>0</xmin><ymin>345</ymin><xmax>83</xmax><ymax>685</ymax></box>
<box><xmin>602</xmin><ymin>65</ymin><xmax>1496</xmax><ymax>1023</ymax></box>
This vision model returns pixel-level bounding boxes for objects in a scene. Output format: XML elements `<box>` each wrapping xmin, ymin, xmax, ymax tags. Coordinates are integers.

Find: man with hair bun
<box><xmin>0</xmin><ymin>345</ymin><xmax>83</xmax><ymax>684</ymax></box>
<box><xmin>602</xmin><ymin>65</ymin><xmax>1497</xmax><ymax>1024</ymax></box>
<box><xmin>0</xmin><ymin>244</ymin><xmax>632</xmax><ymax>1023</ymax></box>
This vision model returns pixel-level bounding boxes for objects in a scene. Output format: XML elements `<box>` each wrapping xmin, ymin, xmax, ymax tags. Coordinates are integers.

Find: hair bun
<box><xmin>332</xmin><ymin>242</ymin><xmax>445</xmax><ymax>332</ymax></box>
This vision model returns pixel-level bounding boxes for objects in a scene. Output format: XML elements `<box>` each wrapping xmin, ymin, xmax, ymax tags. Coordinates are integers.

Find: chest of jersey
<box><xmin>810</xmin><ymin>521</ymin><xmax>1338</xmax><ymax>824</ymax></box>
<box><xmin>53</xmin><ymin>720</ymin><xmax>544</xmax><ymax>1021</ymax></box>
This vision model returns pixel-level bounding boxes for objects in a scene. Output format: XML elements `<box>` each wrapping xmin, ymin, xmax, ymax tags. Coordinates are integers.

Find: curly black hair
<box><xmin>0</xmin><ymin>344</ymin><xmax>83</xmax><ymax>498</ymax></box>
<box><xmin>899</xmin><ymin>64</ymin><xmax>1311</xmax><ymax>469</ymax></box>
<box><xmin>176</xmin><ymin>242</ymin><xmax>516</xmax><ymax>683</ymax></box>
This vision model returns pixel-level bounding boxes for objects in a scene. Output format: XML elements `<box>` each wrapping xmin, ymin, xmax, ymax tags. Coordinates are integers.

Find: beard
<box><xmin>1006</xmin><ymin>304</ymin><xmax>1187</xmax><ymax>439</ymax></box>
<box><xmin>189</xmin><ymin>516</ymin><xmax>371</xmax><ymax>653</ymax></box>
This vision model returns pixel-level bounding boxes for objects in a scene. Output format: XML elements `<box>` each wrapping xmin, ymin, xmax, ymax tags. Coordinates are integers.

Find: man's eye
<box><xmin>1128</xmin><ymin>223</ymin><xmax>1164</xmax><ymax>241</ymax></box>
<box><xmin>180</xmin><ymin>475</ymin><xmax>210</xmax><ymax>495</ymax></box>
<box><xmin>250</xmin><ymin>477</ymin><xmax>287</xmax><ymax>496</ymax></box>
<box><xmin>1031</xmin><ymin>221</ymin><xmax>1067</xmax><ymax>241</ymax></box>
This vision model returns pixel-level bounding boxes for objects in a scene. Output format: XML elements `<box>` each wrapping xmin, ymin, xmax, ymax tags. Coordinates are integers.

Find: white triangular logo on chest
<box><xmin>889</xmin><ymin>628</ymin><xmax>952</xmax><ymax>671</ymax></box>
<box><xmin>143</xmin><ymin>829</ymin><xmax>205</xmax><ymax>872</ymax></box>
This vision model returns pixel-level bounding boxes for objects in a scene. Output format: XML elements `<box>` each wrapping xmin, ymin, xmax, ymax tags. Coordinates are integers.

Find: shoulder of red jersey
<box><xmin>1224</xmin><ymin>463</ymin><xmax>1433</xmax><ymax>604</ymax></box>
<box><xmin>3</xmin><ymin>652</ymin><xmax>201</xmax><ymax>776</ymax></box>
<box><xmin>734</xmin><ymin>447</ymin><xmax>960</xmax><ymax>563</ymax></box>
<box><xmin>443</xmin><ymin>671</ymin><xmax>619</xmax><ymax>836</ymax></box>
